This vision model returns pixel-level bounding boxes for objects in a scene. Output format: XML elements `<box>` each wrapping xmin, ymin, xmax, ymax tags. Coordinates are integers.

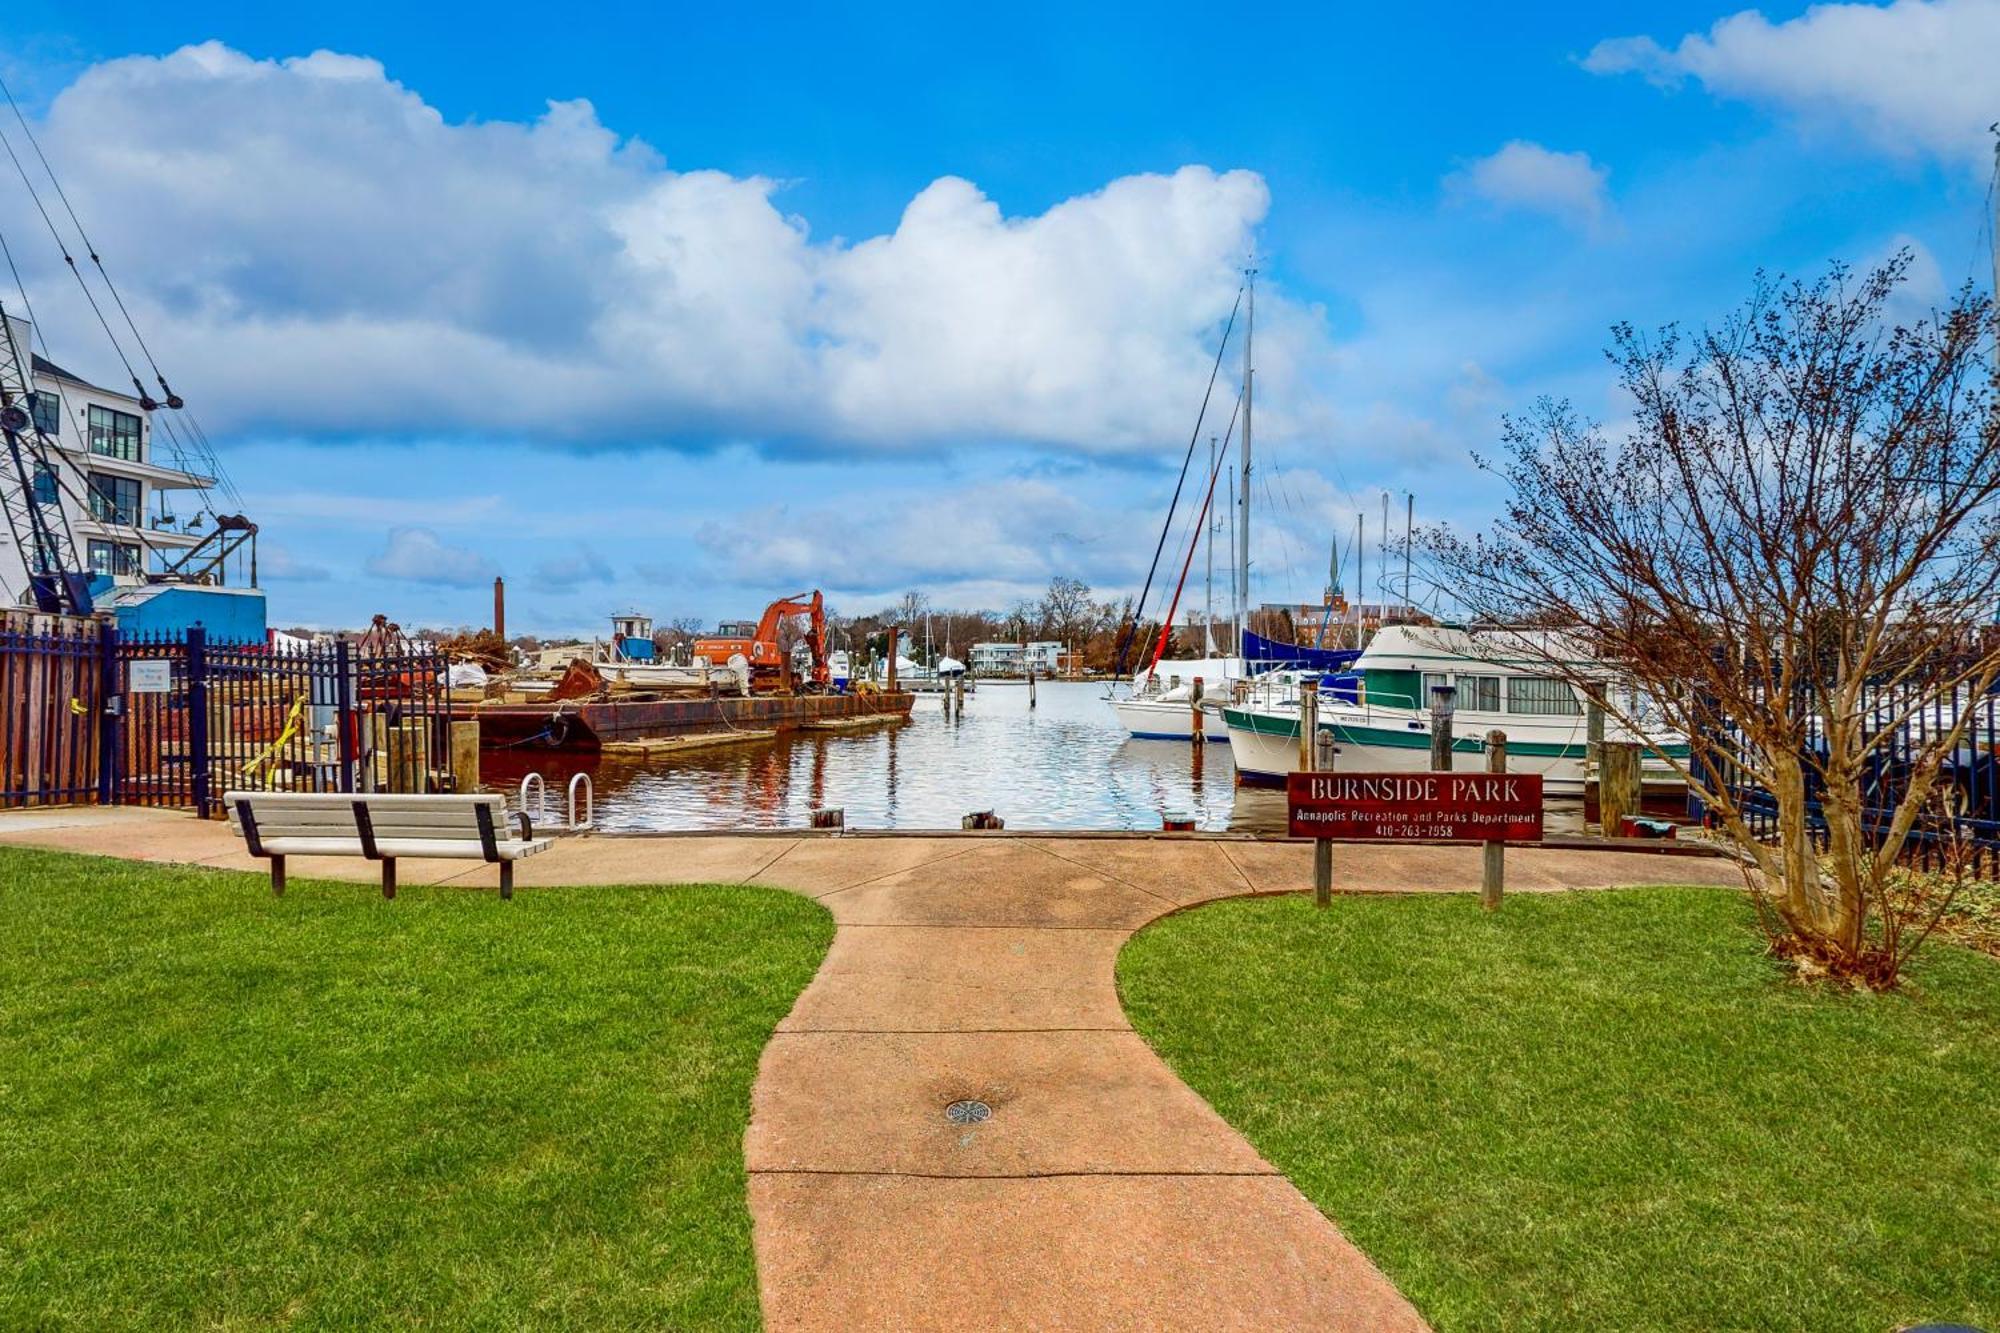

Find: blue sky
<box><xmin>3</xmin><ymin>1</ymin><xmax>1996</xmax><ymax>635</ymax></box>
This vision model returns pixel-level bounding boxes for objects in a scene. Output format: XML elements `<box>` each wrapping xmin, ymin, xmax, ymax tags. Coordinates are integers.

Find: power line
<box><xmin>0</xmin><ymin>77</ymin><xmax>241</xmax><ymax>512</ymax></box>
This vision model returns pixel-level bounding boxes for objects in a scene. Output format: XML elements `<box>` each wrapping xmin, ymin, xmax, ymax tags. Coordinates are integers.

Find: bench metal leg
<box><xmin>499</xmin><ymin>861</ymin><xmax>513</xmax><ymax>900</ymax></box>
<box><xmin>270</xmin><ymin>855</ymin><xmax>286</xmax><ymax>897</ymax></box>
<box><xmin>381</xmin><ymin>858</ymin><xmax>397</xmax><ymax>899</ymax></box>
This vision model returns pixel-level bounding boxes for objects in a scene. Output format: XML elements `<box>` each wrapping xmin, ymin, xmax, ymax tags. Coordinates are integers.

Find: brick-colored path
<box><xmin>1</xmin><ymin>810</ymin><xmax>1740</xmax><ymax>1330</ymax></box>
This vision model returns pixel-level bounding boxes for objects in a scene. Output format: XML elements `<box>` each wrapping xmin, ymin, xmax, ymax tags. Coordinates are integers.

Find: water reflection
<box><xmin>482</xmin><ymin>680</ymin><xmax>1258</xmax><ymax>833</ymax></box>
<box><xmin>479</xmin><ymin>679</ymin><xmax>1585</xmax><ymax>834</ymax></box>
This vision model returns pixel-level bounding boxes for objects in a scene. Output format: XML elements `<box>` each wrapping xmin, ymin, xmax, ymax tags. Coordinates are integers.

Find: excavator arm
<box><xmin>755</xmin><ymin>591</ymin><xmax>828</xmax><ymax>690</ymax></box>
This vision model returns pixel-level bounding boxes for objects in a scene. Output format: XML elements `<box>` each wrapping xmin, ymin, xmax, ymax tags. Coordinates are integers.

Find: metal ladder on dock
<box><xmin>517</xmin><ymin>771</ymin><xmax>595</xmax><ymax>834</ymax></box>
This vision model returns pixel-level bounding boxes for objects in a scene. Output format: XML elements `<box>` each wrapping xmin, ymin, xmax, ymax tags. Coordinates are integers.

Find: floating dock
<box><xmin>477</xmin><ymin>691</ymin><xmax>914</xmax><ymax>751</ymax></box>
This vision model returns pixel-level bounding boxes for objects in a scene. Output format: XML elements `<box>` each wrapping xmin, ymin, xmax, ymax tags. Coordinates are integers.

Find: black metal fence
<box><xmin>0</xmin><ymin>615</ymin><xmax>106</xmax><ymax>807</ymax></box>
<box><xmin>3</xmin><ymin>618</ymin><xmax>451</xmax><ymax>816</ymax></box>
<box><xmin>1699</xmin><ymin>680</ymin><xmax>2000</xmax><ymax>876</ymax></box>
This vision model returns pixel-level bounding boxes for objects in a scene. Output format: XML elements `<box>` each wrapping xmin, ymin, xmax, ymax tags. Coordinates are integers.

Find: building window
<box><xmin>28</xmin><ymin>390</ymin><xmax>60</xmax><ymax>436</ymax></box>
<box><xmin>31</xmin><ymin>462</ymin><xmax>59</xmax><ymax>506</ymax></box>
<box><xmin>87</xmin><ymin>539</ymin><xmax>141</xmax><ymax>577</ymax></box>
<box><xmin>87</xmin><ymin>472</ymin><xmax>142</xmax><ymax>526</ymax></box>
<box><xmin>87</xmin><ymin>405</ymin><xmax>142</xmax><ymax>462</ymax></box>
<box><xmin>1507</xmin><ymin>676</ymin><xmax>1582</xmax><ymax>716</ymax></box>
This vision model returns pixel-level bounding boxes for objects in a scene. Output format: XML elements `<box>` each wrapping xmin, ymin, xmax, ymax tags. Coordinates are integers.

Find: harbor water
<box><xmin>483</xmin><ymin>680</ymin><xmax>1261</xmax><ymax>832</ymax></box>
<box><xmin>482</xmin><ymin>679</ymin><xmax>1588</xmax><ymax>834</ymax></box>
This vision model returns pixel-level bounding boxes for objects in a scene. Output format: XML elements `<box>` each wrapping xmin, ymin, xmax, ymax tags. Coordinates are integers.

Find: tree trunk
<box><xmin>1771</xmin><ymin>752</ymin><xmax>1830</xmax><ymax>935</ymax></box>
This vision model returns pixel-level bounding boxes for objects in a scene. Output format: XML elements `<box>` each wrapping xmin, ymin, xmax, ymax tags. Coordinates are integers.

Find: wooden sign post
<box><xmin>1289</xmin><ymin>756</ymin><xmax>1541</xmax><ymax>904</ymax></box>
<box><xmin>1483</xmin><ymin>731</ymin><xmax>1509</xmax><ymax>910</ymax></box>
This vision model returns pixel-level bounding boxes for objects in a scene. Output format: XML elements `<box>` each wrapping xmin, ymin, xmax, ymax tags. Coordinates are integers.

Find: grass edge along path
<box><xmin>1118</xmin><ymin>885</ymin><xmax>2000</xmax><ymax>1333</ymax></box>
<box><xmin>0</xmin><ymin>846</ymin><xmax>832</xmax><ymax>1330</ymax></box>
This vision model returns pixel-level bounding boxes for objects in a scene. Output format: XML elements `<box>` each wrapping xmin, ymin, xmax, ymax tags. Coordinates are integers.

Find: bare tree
<box><xmin>1039</xmin><ymin>576</ymin><xmax>1094</xmax><ymax>647</ymax></box>
<box><xmin>895</xmin><ymin>589</ymin><xmax>928</xmax><ymax>630</ymax></box>
<box><xmin>1428</xmin><ymin>255</ymin><xmax>2000</xmax><ymax>987</ymax></box>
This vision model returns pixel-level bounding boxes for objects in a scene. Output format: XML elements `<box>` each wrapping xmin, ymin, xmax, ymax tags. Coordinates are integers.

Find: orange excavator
<box><xmin>691</xmin><ymin>591</ymin><xmax>830</xmax><ymax>695</ymax></box>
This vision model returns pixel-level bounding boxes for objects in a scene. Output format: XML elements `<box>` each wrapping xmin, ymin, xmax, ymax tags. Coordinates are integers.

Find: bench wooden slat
<box><xmin>258</xmin><ymin>836</ymin><xmax>549</xmax><ymax>859</ymax></box>
<box><xmin>223</xmin><ymin>790</ymin><xmax>550</xmax><ymax>900</ymax></box>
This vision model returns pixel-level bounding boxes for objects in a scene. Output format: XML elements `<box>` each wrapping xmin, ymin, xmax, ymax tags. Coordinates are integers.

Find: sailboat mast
<box><xmin>1205</xmin><ymin>434</ymin><xmax>1216</xmax><ymax>655</ymax></box>
<box><xmin>1379</xmin><ymin>493</ymin><xmax>1389</xmax><ymax>623</ymax></box>
<box><xmin>1228</xmin><ymin>444</ymin><xmax>1240</xmax><ymax>660</ymax></box>
<box><xmin>1403</xmin><ymin>493</ymin><xmax>1413</xmax><ymax>621</ymax></box>
<box><xmin>1239</xmin><ymin>264</ymin><xmax>1255</xmax><ymax>656</ymax></box>
<box><xmin>1991</xmin><ymin>133</ymin><xmax>1999</xmax><ymax>361</ymax></box>
<box><xmin>1358</xmin><ymin>510</ymin><xmax>1367</xmax><ymax>647</ymax></box>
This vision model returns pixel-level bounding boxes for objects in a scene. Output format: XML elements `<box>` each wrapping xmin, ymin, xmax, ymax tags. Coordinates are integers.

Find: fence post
<box><xmin>186</xmin><ymin>625</ymin><xmax>211</xmax><ymax>817</ymax></box>
<box><xmin>96</xmin><ymin>624</ymin><xmax>120</xmax><ymax>805</ymax></box>
<box><xmin>335</xmin><ymin>640</ymin><xmax>356</xmax><ymax>794</ymax></box>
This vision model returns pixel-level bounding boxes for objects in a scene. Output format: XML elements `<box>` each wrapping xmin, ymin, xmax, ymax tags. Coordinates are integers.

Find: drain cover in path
<box><xmin>944</xmin><ymin>1099</ymin><xmax>992</xmax><ymax>1125</ymax></box>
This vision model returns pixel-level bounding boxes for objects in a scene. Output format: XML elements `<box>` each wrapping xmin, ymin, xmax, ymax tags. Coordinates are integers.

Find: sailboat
<box><xmin>1111</xmin><ymin>266</ymin><xmax>1357</xmax><ymax>740</ymax></box>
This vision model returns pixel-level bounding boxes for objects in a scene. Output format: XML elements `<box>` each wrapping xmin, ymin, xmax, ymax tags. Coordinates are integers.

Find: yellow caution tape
<box><xmin>239</xmin><ymin>695</ymin><xmax>308</xmax><ymax>785</ymax></box>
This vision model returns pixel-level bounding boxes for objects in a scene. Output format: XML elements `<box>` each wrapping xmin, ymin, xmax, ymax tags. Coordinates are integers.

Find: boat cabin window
<box><xmin>1422</xmin><ymin>672</ymin><xmax>1501</xmax><ymax>712</ymax></box>
<box><xmin>1460</xmin><ymin>675</ymin><xmax>1501</xmax><ymax>711</ymax></box>
<box><xmin>1507</xmin><ymin>676</ymin><xmax>1583</xmax><ymax>716</ymax></box>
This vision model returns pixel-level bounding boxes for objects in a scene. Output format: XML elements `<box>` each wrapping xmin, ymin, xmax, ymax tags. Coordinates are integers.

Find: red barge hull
<box><xmin>476</xmin><ymin>691</ymin><xmax>915</xmax><ymax>750</ymax></box>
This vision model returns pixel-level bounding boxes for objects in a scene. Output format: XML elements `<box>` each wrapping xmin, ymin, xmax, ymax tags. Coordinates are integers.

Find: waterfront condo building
<box><xmin>1</xmin><ymin>314</ymin><xmax>219</xmax><ymax>605</ymax></box>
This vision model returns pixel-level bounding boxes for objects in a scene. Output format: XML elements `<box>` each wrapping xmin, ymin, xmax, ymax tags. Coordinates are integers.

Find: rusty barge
<box><xmin>477</xmin><ymin>690</ymin><xmax>915</xmax><ymax>751</ymax></box>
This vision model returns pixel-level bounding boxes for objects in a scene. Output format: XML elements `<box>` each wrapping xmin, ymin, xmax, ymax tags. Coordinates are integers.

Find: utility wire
<box><xmin>0</xmin><ymin>121</ymin><xmax>143</xmax><ymax>392</ymax></box>
<box><xmin>0</xmin><ymin>73</ymin><xmax>177</xmax><ymax>401</ymax></box>
<box><xmin>0</xmin><ymin>84</ymin><xmax>240</xmax><ymax>512</ymax></box>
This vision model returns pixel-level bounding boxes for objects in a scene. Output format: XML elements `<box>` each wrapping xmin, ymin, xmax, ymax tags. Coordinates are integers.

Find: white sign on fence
<box><xmin>128</xmin><ymin>660</ymin><xmax>172</xmax><ymax>694</ymax></box>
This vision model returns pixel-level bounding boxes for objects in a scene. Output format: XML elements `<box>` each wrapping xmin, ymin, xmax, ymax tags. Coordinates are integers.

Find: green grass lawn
<box><xmin>1119</xmin><ymin>886</ymin><xmax>2000</xmax><ymax>1333</ymax></box>
<box><xmin>0</xmin><ymin>846</ymin><xmax>832</xmax><ymax>1330</ymax></box>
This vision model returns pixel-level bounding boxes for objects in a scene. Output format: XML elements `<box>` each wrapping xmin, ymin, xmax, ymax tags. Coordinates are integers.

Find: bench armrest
<box><xmin>512</xmin><ymin>808</ymin><xmax>534</xmax><ymax>842</ymax></box>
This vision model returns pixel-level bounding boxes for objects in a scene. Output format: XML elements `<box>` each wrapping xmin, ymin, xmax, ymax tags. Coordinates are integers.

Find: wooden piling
<box><xmin>1429</xmin><ymin>684</ymin><xmax>1455</xmax><ymax>773</ymax></box>
<box><xmin>1191</xmin><ymin>676</ymin><xmax>1205</xmax><ymax>743</ymax></box>
<box><xmin>449</xmin><ymin>720</ymin><xmax>480</xmax><ymax>793</ymax></box>
<box><xmin>1600</xmin><ymin>741</ymin><xmax>1642</xmax><ymax>836</ymax></box>
<box><xmin>1297</xmin><ymin>677</ymin><xmax>1319</xmax><ymax>775</ymax></box>
<box><xmin>1482</xmin><ymin>730</ymin><xmax>1507</xmax><ymax>911</ymax></box>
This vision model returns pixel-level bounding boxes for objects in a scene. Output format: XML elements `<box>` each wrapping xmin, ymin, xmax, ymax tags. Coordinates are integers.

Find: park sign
<box><xmin>1287</xmin><ymin>771</ymin><xmax>1544</xmax><ymax>842</ymax></box>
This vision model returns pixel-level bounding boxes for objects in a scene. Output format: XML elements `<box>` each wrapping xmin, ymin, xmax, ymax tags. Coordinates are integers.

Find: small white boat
<box><xmin>1111</xmin><ymin>657</ymin><xmax>1243</xmax><ymax>741</ymax></box>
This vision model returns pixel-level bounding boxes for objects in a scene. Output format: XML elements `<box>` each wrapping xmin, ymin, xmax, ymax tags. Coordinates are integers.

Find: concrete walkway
<box><xmin>0</xmin><ymin>810</ymin><xmax>1741</xmax><ymax>1330</ymax></box>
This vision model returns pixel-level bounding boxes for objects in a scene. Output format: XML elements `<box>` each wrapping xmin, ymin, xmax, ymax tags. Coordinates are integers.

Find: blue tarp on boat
<box><xmin>1244</xmin><ymin>630</ymin><xmax>1360</xmax><ymax>674</ymax></box>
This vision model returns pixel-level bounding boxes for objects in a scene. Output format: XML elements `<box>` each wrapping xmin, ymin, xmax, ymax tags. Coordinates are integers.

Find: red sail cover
<box><xmin>1287</xmin><ymin>771</ymin><xmax>1543</xmax><ymax>842</ymax></box>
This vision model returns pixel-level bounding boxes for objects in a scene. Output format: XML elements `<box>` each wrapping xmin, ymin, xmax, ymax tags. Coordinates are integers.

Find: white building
<box><xmin>970</xmin><ymin>640</ymin><xmax>1064</xmax><ymax>675</ymax></box>
<box><xmin>1</xmin><ymin>314</ymin><xmax>217</xmax><ymax>601</ymax></box>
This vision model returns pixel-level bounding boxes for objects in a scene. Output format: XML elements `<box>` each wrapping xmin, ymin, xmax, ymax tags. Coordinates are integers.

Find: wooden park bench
<box><xmin>224</xmin><ymin>790</ymin><xmax>552</xmax><ymax>899</ymax></box>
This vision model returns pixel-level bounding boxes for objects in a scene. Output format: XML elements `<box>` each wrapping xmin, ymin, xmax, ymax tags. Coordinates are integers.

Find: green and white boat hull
<box><xmin>1221</xmin><ymin>704</ymin><xmax>1688</xmax><ymax>794</ymax></box>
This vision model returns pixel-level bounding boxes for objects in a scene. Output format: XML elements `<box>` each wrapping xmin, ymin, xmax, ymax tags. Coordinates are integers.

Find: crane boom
<box><xmin>0</xmin><ymin>304</ymin><xmax>92</xmax><ymax>614</ymax></box>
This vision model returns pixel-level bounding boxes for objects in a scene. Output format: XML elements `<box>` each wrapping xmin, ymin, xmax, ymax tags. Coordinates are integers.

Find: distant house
<box><xmin>971</xmin><ymin>640</ymin><xmax>1064</xmax><ymax>676</ymax></box>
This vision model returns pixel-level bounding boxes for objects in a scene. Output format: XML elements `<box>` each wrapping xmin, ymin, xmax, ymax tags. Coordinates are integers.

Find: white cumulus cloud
<box><xmin>366</xmin><ymin>527</ymin><xmax>497</xmax><ymax>587</ymax></box>
<box><xmin>1585</xmin><ymin>0</ymin><xmax>2000</xmax><ymax>168</ymax></box>
<box><xmin>1448</xmin><ymin>141</ymin><xmax>1613</xmax><ymax>233</ymax></box>
<box><xmin>13</xmin><ymin>42</ymin><xmax>1322</xmax><ymax>457</ymax></box>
